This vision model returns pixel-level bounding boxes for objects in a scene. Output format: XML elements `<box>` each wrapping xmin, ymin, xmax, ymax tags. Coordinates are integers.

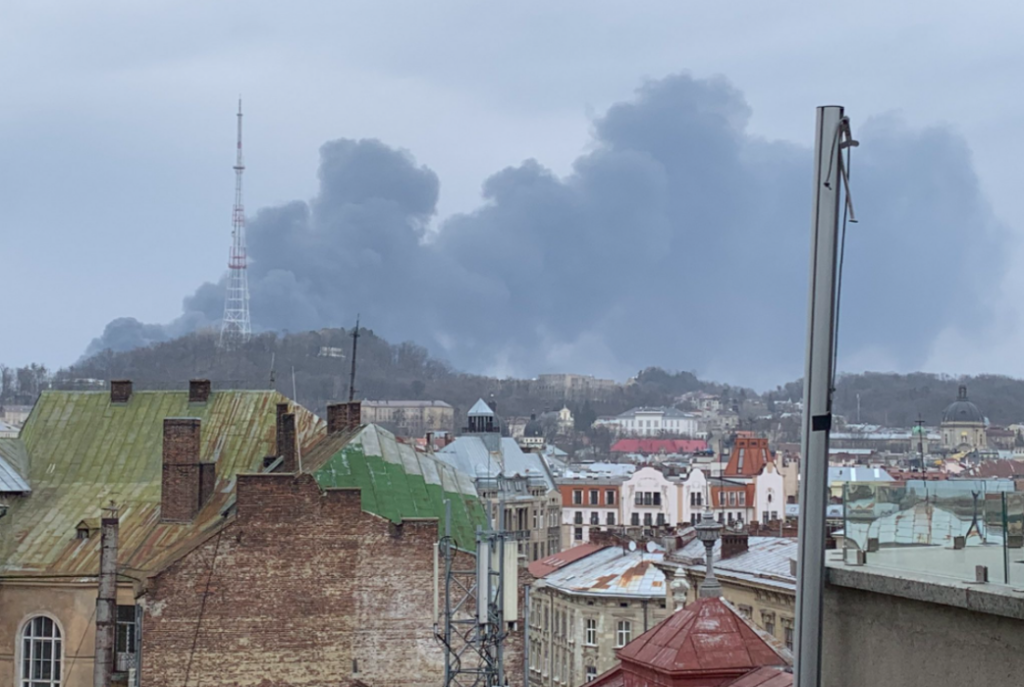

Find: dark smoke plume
<box><xmin>86</xmin><ymin>73</ymin><xmax>1007</xmax><ymax>385</ymax></box>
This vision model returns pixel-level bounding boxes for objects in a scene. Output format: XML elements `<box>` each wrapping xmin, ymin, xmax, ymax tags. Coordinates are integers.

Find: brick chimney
<box><xmin>189</xmin><ymin>379</ymin><xmax>211</xmax><ymax>404</ymax></box>
<box><xmin>161</xmin><ymin>418</ymin><xmax>202</xmax><ymax>522</ymax></box>
<box><xmin>327</xmin><ymin>401</ymin><xmax>362</xmax><ymax>433</ymax></box>
<box><xmin>110</xmin><ymin>380</ymin><xmax>132</xmax><ymax>404</ymax></box>
<box><xmin>279</xmin><ymin>412</ymin><xmax>297</xmax><ymax>472</ymax></box>
<box><xmin>276</xmin><ymin>402</ymin><xmax>289</xmax><ymax>451</ymax></box>
<box><xmin>721</xmin><ymin>532</ymin><xmax>749</xmax><ymax>560</ymax></box>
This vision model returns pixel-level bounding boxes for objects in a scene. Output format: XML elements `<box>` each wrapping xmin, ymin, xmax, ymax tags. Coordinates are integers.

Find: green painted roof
<box><xmin>0</xmin><ymin>389</ymin><xmax>323</xmax><ymax>577</ymax></box>
<box><xmin>308</xmin><ymin>424</ymin><xmax>488</xmax><ymax>551</ymax></box>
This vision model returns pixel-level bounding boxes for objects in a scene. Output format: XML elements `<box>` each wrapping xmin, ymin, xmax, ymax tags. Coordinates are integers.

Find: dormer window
<box><xmin>74</xmin><ymin>519</ymin><xmax>98</xmax><ymax>540</ymax></box>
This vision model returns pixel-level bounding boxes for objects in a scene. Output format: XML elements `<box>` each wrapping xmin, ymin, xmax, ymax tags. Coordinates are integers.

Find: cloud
<box><xmin>84</xmin><ymin>72</ymin><xmax>1009</xmax><ymax>386</ymax></box>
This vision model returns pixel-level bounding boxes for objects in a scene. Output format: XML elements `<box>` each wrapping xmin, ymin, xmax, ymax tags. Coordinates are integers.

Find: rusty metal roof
<box><xmin>0</xmin><ymin>389</ymin><xmax>324</xmax><ymax>579</ymax></box>
<box><xmin>617</xmin><ymin>597</ymin><xmax>790</xmax><ymax>674</ymax></box>
<box><xmin>538</xmin><ymin>545</ymin><xmax>666</xmax><ymax>598</ymax></box>
<box><xmin>528</xmin><ymin>543</ymin><xmax>605</xmax><ymax>578</ymax></box>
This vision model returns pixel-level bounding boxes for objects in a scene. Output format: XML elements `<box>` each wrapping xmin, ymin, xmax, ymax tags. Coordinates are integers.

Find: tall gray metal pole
<box><xmin>794</xmin><ymin>105</ymin><xmax>844</xmax><ymax>687</ymax></box>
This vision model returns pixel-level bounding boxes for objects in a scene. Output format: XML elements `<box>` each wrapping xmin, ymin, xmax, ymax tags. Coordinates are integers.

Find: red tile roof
<box><xmin>617</xmin><ymin>597</ymin><xmax>789</xmax><ymax>676</ymax></box>
<box><xmin>611</xmin><ymin>438</ymin><xmax>708</xmax><ymax>454</ymax></box>
<box><xmin>527</xmin><ymin>543</ymin><xmax>605</xmax><ymax>578</ymax></box>
<box><xmin>724</xmin><ymin>437</ymin><xmax>771</xmax><ymax>477</ymax></box>
<box><xmin>966</xmin><ymin>460</ymin><xmax>1024</xmax><ymax>479</ymax></box>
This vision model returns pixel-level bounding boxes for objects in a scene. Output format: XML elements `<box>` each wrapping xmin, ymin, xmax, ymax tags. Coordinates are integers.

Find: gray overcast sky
<box><xmin>3</xmin><ymin>1</ymin><xmax>1024</xmax><ymax>386</ymax></box>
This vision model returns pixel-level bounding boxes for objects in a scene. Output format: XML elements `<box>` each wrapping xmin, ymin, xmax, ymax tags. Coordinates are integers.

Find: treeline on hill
<box><xmin>5</xmin><ymin>329</ymin><xmax>723</xmax><ymax>421</ymax></box>
<box><xmin>9</xmin><ymin>329</ymin><xmax>1024</xmax><ymax>429</ymax></box>
<box><xmin>777</xmin><ymin>372</ymin><xmax>1024</xmax><ymax>427</ymax></box>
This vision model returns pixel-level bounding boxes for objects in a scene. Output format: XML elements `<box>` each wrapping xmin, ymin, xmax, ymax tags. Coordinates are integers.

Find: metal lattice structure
<box><xmin>220</xmin><ymin>99</ymin><xmax>251</xmax><ymax>349</ymax></box>
<box><xmin>438</xmin><ymin>502</ymin><xmax>514</xmax><ymax>687</ymax></box>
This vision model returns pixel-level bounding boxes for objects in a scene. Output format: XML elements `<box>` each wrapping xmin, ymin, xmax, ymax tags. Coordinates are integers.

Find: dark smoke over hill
<box><xmin>86</xmin><ymin>72</ymin><xmax>1007</xmax><ymax>386</ymax></box>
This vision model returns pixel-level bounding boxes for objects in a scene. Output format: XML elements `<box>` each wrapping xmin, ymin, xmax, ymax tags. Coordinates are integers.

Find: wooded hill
<box><xmin>38</xmin><ymin>329</ymin><xmax>727</xmax><ymax>424</ymax></box>
<box><xmin>7</xmin><ymin>328</ymin><xmax>1024</xmax><ymax>430</ymax></box>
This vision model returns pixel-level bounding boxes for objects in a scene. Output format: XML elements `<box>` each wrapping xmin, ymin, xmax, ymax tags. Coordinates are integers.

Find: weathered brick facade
<box><xmin>161</xmin><ymin>418</ymin><xmax>202</xmax><ymax>522</ymax></box>
<box><xmin>141</xmin><ymin>473</ymin><xmax>474</xmax><ymax>687</ymax></box>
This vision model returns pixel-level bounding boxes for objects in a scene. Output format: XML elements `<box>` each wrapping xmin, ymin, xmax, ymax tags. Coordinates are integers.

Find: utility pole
<box><xmin>795</xmin><ymin>105</ymin><xmax>854</xmax><ymax>687</ymax></box>
<box><xmin>94</xmin><ymin>501</ymin><xmax>119</xmax><ymax>687</ymax></box>
<box><xmin>347</xmin><ymin>316</ymin><xmax>360</xmax><ymax>403</ymax></box>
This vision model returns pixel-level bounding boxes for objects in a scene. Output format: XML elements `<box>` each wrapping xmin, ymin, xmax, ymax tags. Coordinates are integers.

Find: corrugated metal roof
<box><xmin>671</xmin><ymin>536</ymin><xmax>797</xmax><ymax>590</ymax></box>
<box><xmin>307</xmin><ymin>424</ymin><xmax>488</xmax><ymax>551</ymax></box>
<box><xmin>436</xmin><ymin>436</ymin><xmax>556</xmax><ymax>491</ymax></box>
<box><xmin>539</xmin><ymin>545</ymin><xmax>666</xmax><ymax>597</ymax></box>
<box><xmin>0</xmin><ymin>438</ymin><xmax>30</xmax><ymax>492</ymax></box>
<box><xmin>828</xmin><ymin>466</ymin><xmax>894</xmax><ymax>482</ymax></box>
<box><xmin>528</xmin><ymin>543</ymin><xmax>605</xmax><ymax>578</ymax></box>
<box><xmin>0</xmin><ymin>389</ymin><xmax>324</xmax><ymax>578</ymax></box>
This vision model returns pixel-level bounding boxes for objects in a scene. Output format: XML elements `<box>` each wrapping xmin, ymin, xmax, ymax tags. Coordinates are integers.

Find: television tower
<box><xmin>220</xmin><ymin>98</ymin><xmax>252</xmax><ymax>349</ymax></box>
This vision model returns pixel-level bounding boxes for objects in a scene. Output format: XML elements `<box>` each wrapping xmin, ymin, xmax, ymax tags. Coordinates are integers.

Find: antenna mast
<box><xmin>347</xmin><ymin>316</ymin><xmax>360</xmax><ymax>402</ymax></box>
<box><xmin>220</xmin><ymin>98</ymin><xmax>252</xmax><ymax>349</ymax></box>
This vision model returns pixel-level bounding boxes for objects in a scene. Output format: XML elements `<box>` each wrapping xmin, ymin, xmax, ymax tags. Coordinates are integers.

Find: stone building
<box><xmin>940</xmin><ymin>385</ymin><xmax>987</xmax><ymax>452</ymax></box>
<box><xmin>660</xmin><ymin>530</ymin><xmax>797</xmax><ymax>650</ymax></box>
<box><xmin>437</xmin><ymin>400</ymin><xmax>562</xmax><ymax>562</ymax></box>
<box><xmin>557</xmin><ymin>475</ymin><xmax>625</xmax><ymax>547</ymax></box>
<box><xmin>360</xmin><ymin>399</ymin><xmax>455</xmax><ymax>436</ymax></box>
<box><xmin>587</xmin><ymin>596</ymin><xmax>792</xmax><ymax>687</ymax></box>
<box><xmin>527</xmin><ymin>544</ymin><xmax>670</xmax><ymax>687</ymax></box>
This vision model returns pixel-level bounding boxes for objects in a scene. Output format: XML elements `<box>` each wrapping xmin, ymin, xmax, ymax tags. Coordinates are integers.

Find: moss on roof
<box><xmin>0</xmin><ymin>389</ymin><xmax>324</xmax><ymax>577</ymax></box>
<box><xmin>308</xmin><ymin>425</ymin><xmax>488</xmax><ymax>551</ymax></box>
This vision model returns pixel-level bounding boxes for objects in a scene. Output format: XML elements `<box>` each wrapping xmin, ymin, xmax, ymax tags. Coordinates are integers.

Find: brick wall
<box><xmin>161</xmin><ymin>418</ymin><xmax>201</xmax><ymax>522</ymax></box>
<box><xmin>141</xmin><ymin>473</ymin><xmax>450</xmax><ymax>687</ymax></box>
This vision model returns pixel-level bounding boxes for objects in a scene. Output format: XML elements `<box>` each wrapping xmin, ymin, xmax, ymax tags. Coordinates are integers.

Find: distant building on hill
<box><xmin>530</xmin><ymin>373</ymin><xmax>617</xmax><ymax>400</ymax></box>
<box><xmin>360</xmin><ymin>399</ymin><xmax>454</xmax><ymax>436</ymax></box>
<box><xmin>594</xmin><ymin>406</ymin><xmax>701</xmax><ymax>438</ymax></box>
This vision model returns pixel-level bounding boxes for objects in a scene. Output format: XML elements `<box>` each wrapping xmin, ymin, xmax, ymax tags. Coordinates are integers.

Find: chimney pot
<box><xmin>110</xmin><ymin>380</ymin><xmax>132</xmax><ymax>404</ymax></box>
<box><xmin>189</xmin><ymin>379</ymin><xmax>212</xmax><ymax>404</ymax></box>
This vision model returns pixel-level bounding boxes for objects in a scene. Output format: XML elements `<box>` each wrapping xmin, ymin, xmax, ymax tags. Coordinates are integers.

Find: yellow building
<box><xmin>660</xmin><ymin>532</ymin><xmax>797</xmax><ymax>651</ymax></box>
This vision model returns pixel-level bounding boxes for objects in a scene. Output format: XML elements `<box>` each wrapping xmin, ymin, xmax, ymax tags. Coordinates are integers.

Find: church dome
<box><xmin>942</xmin><ymin>386</ymin><xmax>983</xmax><ymax>424</ymax></box>
<box><xmin>524</xmin><ymin>414</ymin><xmax>544</xmax><ymax>438</ymax></box>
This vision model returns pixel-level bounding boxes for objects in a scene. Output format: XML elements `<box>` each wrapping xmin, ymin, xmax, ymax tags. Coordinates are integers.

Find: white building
<box><xmin>621</xmin><ymin>467</ymin><xmax>679</xmax><ymax>528</ymax></box>
<box><xmin>594</xmin><ymin>406</ymin><xmax>701</xmax><ymax>438</ymax></box>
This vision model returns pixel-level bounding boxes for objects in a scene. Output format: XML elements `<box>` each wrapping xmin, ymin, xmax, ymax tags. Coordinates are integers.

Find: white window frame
<box><xmin>18</xmin><ymin>614</ymin><xmax>64</xmax><ymax>687</ymax></box>
<box><xmin>585</xmin><ymin>618</ymin><xmax>597</xmax><ymax>646</ymax></box>
<box><xmin>616</xmin><ymin>620</ymin><xmax>632</xmax><ymax>648</ymax></box>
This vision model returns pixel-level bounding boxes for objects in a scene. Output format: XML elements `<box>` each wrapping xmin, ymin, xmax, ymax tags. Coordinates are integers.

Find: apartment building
<box><xmin>527</xmin><ymin>544</ymin><xmax>669</xmax><ymax>687</ymax></box>
<box><xmin>558</xmin><ymin>476</ymin><xmax>625</xmax><ymax>547</ymax></box>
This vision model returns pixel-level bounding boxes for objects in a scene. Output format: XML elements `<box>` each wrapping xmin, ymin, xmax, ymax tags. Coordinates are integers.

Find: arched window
<box><xmin>21</xmin><ymin>616</ymin><xmax>62</xmax><ymax>687</ymax></box>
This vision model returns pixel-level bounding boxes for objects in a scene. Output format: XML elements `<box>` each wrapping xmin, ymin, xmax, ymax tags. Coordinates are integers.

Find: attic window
<box><xmin>75</xmin><ymin>519</ymin><xmax>98</xmax><ymax>540</ymax></box>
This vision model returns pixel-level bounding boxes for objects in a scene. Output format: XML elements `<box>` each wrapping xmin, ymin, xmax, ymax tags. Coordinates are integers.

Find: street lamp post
<box><xmin>695</xmin><ymin>508</ymin><xmax>723</xmax><ymax>598</ymax></box>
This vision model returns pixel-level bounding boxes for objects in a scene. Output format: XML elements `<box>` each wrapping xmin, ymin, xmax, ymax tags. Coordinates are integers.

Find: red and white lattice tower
<box><xmin>219</xmin><ymin>99</ymin><xmax>252</xmax><ymax>349</ymax></box>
